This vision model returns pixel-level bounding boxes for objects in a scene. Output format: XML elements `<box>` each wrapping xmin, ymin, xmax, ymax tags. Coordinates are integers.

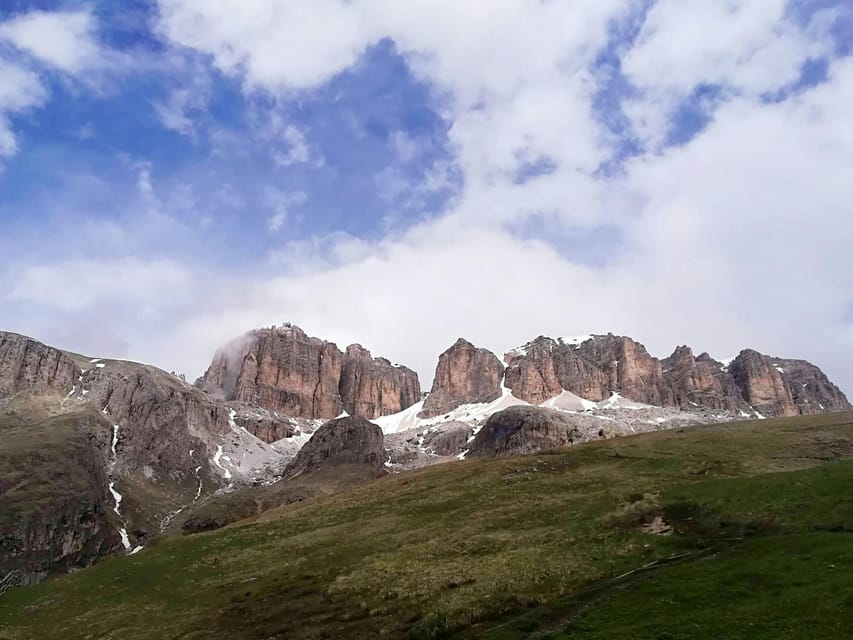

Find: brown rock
<box><xmin>728</xmin><ymin>349</ymin><xmax>798</xmax><ymax>417</ymax></box>
<box><xmin>468</xmin><ymin>405</ymin><xmax>581</xmax><ymax>457</ymax></box>
<box><xmin>0</xmin><ymin>407</ymin><xmax>120</xmax><ymax>584</ymax></box>
<box><xmin>0</xmin><ymin>332</ymin><xmax>79</xmax><ymax>399</ymax></box>
<box><xmin>200</xmin><ymin>325</ymin><xmax>422</xmax><ymax>420</ymax></box>
<box><xmin>231</xmin><ymin>408</ymin><xmax>297</xmax><ymax>443</ymax></box>
<box><xmin>339</xmin><ymin>344</ymin><xmax>421</xmax><ymax>418</ymax></box>
<box><xmin>505</xmin><ymin>335</ymin><xmax>671</xmax><ymax>405</ymax></box>
<box><xmin>495</xmin><ymin>332</ymin><xmax>851</xmax><ymax>419</ymax></box>
<box><xmin>505</xmin><ymin>336</ymin><xmax>610</xmax><ymax>403</ymax></box>
<box><xmin>419</xmin><ymin>339</ymin><xmax>504</xmax><ymax>418</ymax></box>
<box><xmin>421</xmin><ymin>421</ymin><xmax>474</xmax><ymax>456</ymax></box>
<box><xmin>772</xmin><ymin>358</ymin><xmax>851</xmax><ymax>415</ymax></box>
<box><xmin>201</xmin><ymin>325</ymin><xmax>343</xmax><ymax>419</ymax></box>
<box><xmin>573</xmin><ymin>335</ymin><xmax>672</xmax><ymax>405</ymax></box>
<box><xmin>661</xmin><ymin>347</ymin><xmax>747</xmax><ymax>412</ymax></box>
<box><xmin>284</xmin><ymin>416</ymin><xmax>385</xmax><ymax>478</ymax></box>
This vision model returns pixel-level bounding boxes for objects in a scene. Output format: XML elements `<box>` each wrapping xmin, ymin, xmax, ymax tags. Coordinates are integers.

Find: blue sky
<box><xmin>1</xmin><ymin>0</ymin><xmax>852</xmax><ymax>394</ymax></box>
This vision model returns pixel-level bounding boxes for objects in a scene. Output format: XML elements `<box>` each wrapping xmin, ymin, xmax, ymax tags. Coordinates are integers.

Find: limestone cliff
<box><xmin>419</xmin><ymin>339</ymin><xmax>504</xmax><ymax>418</ymax></box>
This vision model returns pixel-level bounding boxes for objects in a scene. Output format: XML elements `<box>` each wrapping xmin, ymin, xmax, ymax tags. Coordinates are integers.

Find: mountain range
<box><xmin>0</xmin><ymin>324</ymin><xmax>849</xmax><ymax>585</ymax></box>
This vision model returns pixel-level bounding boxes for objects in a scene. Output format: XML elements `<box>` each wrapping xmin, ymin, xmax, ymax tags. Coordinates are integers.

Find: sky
<box><xmin>0</xmin><ymin>1</ymin><xmax>852</xmax><ymax>394</ymax></box>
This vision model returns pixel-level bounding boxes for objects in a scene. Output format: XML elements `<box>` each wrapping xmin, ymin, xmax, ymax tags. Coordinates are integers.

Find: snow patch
<box><xmin>540</xmin><ymin>390</ymin><xmax>597</xmax><ymax>412</ymax></box>
<box><xmin>111</xmin><ymin>425</ymin><xmax>119</xmax><ymax>457</ymax></box>
<box><xmin>212</xmin><ymin>445</ymin><xmax>232</xmax><ymax>480</ymax></box>
<box><xmin>227</xmin><ymin>409</ymin><xmax>240</xmax><ymax>432</ymax></box>
<box><xmin>597</xmin><ymin>393</ymin><xmax>649</xmax><ymax>411</ymax></box>
<box><xmin>558</xmin><ymin>334</ymin><xmax>593</xmax><ymax>347</ymax></box>
<box><xmin>118</xmin><ymin>527</ymin><xmax>131</xmax><ymax>551</ymax></box>
<box><xmin>718</xmin><ymin>356</ymin><xmax>736</xmax><ymax>372</ymax></box>
<box><xmin>108</xmin><ymin>481</ymin><xmax>123</xmax><ymax>516</ymax></box>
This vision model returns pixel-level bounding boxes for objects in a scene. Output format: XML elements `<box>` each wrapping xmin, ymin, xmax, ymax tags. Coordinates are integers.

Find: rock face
<box><xmin>339</xmin><ymin>344</ymin><xmax>421</xmax><ymax>418</ymax></box>
<box><xmin>505</xmin><ymin>337</ymin><xmax>606</xmax><ymax>404</ymax></box>
<box><xmin>771</xmin><ymin>357</ymin><xmax>851</xmax><ymax>415</ymax></box>
<box><xmin>661</xmin><ymin>347</ymin><xmax>747</xmax><ymax>412</ymax></box>
<box><xmin>420</xmin><ymin>422</ymin><xmax>474</xmax><ymax>456</ymax></box>
<box><xmin>284</xmin><ymin>416</ymin><xmax>385</xmax><ymax>478</ymax></box>
<box><xmin>234</xmin><ymin>407</ymin><xmax>297</xmax><ymax>443</ymax></box>
<box><xmin>420</xmin><ymin>339</ymin><xmax>504</xmax><ymax>418</ymax></box>
<box><xmin>0</xmin><ymin>332</ymin><xmax>79</xmax><ymax>399</ymax></box>
<box><xmin>505</xmin><ymin>335</ymin><xmax>851</xmax><ymax>417</ymax></box>
<box><xmin>200</xmin><ymin>325</ymin><xmax>421</xmax><ymax>420</ymax></box>
<box><xmin>0</xmin><ymin>407</ymin><xmax>120</xmax><ymax>584</ymax></box>
<box><xmin>468</xmin><ymin>406</ymin><xmax>581</xmax><ymax>457</ymax></box>
<box><xmin>213</xmin><ymin>325</ymin><xmax>344</xmax><ymax>419</ymax></box>
<box><xmin>504</xmin><ymin>335</ymin><xmax>671</xmax><ymax>405</ymax></box>
<box><xmin>728</xmin><ymin>350</ymin><xmax>799</xmax><ymax>418</ymax></box>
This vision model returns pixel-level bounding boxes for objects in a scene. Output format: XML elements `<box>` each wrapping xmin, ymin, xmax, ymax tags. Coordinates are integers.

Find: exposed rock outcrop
<box><xmin>339</xmin><ymin>344</ymin><xmax>421</xmax><ymax>418</ymax></box>
<box><xmin>0</xmin><ymin>407</ymin><xmax>120</xmax><ymax>584</ymax></box>
<box><xmin>233</xmin><ymin>325</ymin><xmax>344</xmax><ymax>419</ymax></box>
<box><xmin>505</xmin><ymin>335</ymin><xmax>850</xmax><ymax>417</ymax></box>
<box><xmin>728</xmin><ymin>350</ymin><xmax>799</xmax><ymax>417</ymax></box>
<box><xmin>420</xmin><ymin>339</ymin><xmax>504</xmax><ymax>418</ymax></box>
<box><xmin>504</xmin><ymin>335</ymin><xmax>671</xmax><ymax>405</ymax></box>
<box><xmin>0</xmin><ymin>332</ymin><xmax>79</xmax><ymax>399</ymax></box>
<box><xmin>661</xmin><ymin>347</ymin><xmax>747</xmax><ymax>412</ymax></box>
<box><xmin>284</xmin><ymin>416</ymin><xmax>385</xmax><ymax>478</ymax></box>
<box><xmin>504</xmin><ymin>337</ymin><xmax>607</xmax><ymax>404</ymax></box>
<box><xmin>420</xmin><ymin>421</ymin><xmax>474</xmax><ymax>456</ymax></box>
<box><xmin>233</xmin><ymin>407</ymin><xmax>298</xmax><ymax>443</ymax></box>
<box><xmin>468</xmin><ymin>406</ymin><xmax>581</xmax><ymax>457</ymax></box>
<box><xmin>772</xmin><ymin>357</ymin><xmax>851</xmax><ymax>415</ymax></box>
<box><xmin>200</xmin><ymin>325</ymin><xmax>421</xmax><ymax>420</ymax></box>
<box><xmin>572</xmin><ymin>335</ymin><xmax>673</xmax><ymax>406</ymax></box>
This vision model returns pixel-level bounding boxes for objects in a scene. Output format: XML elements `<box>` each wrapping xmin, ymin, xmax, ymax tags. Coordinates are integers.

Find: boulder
<box><xmin>284</xmin><ymin>416</ymin><xmax>385</xmax><ymax>478</ymax></box>
<box><xmin>468</xmin><ymin>406</ymin><xmax>581</xmax><ymax>457</ymax></box>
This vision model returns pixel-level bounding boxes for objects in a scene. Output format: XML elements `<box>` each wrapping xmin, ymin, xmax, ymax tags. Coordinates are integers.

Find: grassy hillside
<box><xmin>1</xmin><ymin>412</ymin><xmax>851</xmax><ymax>639</ymax></box>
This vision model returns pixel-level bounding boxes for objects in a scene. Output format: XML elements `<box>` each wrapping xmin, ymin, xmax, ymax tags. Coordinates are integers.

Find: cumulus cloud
<box><xmin>0</xmin><ymin>59</ymin><xmax>47</xmax><ymax>156</ymax></box>
<box><xmin>4</xmin><ymin>1</ymin><xmax>852</xmax><ymax>397</ymax></box>
<box><xmin>6</xmin><ymin>257</ymin><xmax>194</xmax><ymax>313</ymax></box>
<box><xmin>0</xmin><ymin>8</ymin><xmax>110</xmax><ymax>157</ymax></box>
<box><xmin>621</xmin><ymin>0</ymin><xmax>838</xmax><ymax>146</ymax></box>
<box><xmin>0</xmin><ymin>9</ymin><xmax>101</xmax><ymax>73</ymax></box>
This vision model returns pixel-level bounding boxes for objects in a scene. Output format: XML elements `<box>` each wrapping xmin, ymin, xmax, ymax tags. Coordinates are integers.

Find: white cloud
<box><xmin>0</xmin><ymin>10</ymin><xmax>101</xmax><ymax>73</ymax></box>
<box><xmin>621</xmin><ymin>0</ymin><xmax>837</xmax><ymax>146</ymax></box>
<box><xmin>0</xmin><ymin>58</ymin><xmax>48</xmax><ymax>156</ymax></box>
<box><xmin>267</xmin><ymin>211</ymin><xmax>287</xmax><ymax>233</ymax></box>
<box><xmin>0</xmin><ymin>8</ymin><xmax>110</xmax><ymax>158</ymax></box>
<box><xmin>274</xmin><ymin>124</ymin><xmax>312</xmax><ymax>166</ymax></box>
<box><xmin>156</xmin><ymin>0</ymin><xmax>381</xmax><ymax>90</ymax></box>
<box><xmin>136</xmin><ymin>163</ymin><xmax>154</xmax><ymax>196</ymax></box>
<box><xmin>6</xmin><ymin>257</ymin><xmax>194</xmax><ymax>314</ymax></box>
<box><xmin>264</xmin><ymin>188</ymin><xmax>306</xmax><ymax>234</ymax></box>
<box><xmin>6</xmin><ymin>1</ymin><xmax>852</xmax><ymax>398</ymax></box>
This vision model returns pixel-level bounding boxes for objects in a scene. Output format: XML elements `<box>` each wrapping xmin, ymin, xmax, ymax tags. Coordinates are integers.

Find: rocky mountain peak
<box><xmin>501</xmin><ymin>333</ymin><xmax>850</xmax><ymax>417</ymax></box>
<box><xmin>0</xmin><ymin>332</ymin><xmax>80</xmax><ymax>399</ymax></box>
<box><xmin>200</xmin><ymin>325</ymin><xmax>421</xmax><ymax>420</ymax></box>
<box><xmin>339</xmin><ymin>343</ymin><xmax>421</xmax><ymax>419</ymax></box>
<box><xmin>419</xmin><ymin>339</ymin><xmax>504</xmax><ymax>419</ymax></box>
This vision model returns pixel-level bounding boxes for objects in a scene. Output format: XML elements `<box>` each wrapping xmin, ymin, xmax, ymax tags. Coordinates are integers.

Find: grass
<box><xmin>0</xmin><ymin>412</ymin><xmax>851</xmax><ymax>639</ymax></box>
